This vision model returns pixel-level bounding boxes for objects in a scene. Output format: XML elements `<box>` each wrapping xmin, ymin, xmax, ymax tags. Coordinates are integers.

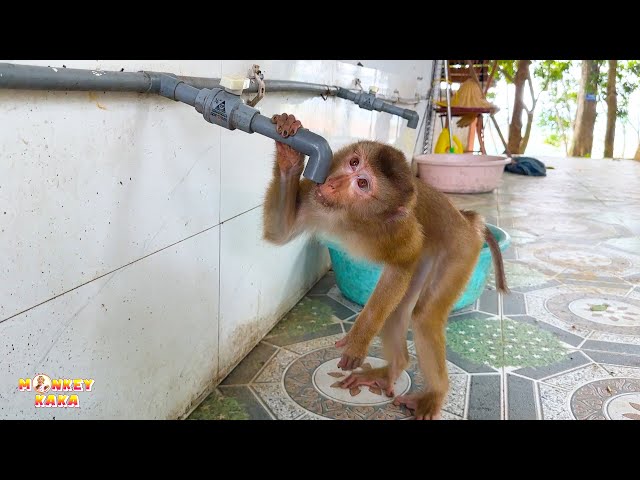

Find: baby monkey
<box><xmin>263</xmin><ymin>113</ymin><xmax>508</xmax><ymax>420</ymax></box>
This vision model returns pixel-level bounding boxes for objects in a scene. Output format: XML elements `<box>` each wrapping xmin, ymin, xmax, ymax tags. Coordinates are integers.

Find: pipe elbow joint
<box><xmin>301</xmin><ymin>133</ymin><xmax>333</xmax><ymax>184</ymax></box>
<box><xmin>404</xmin><ymin>109</ymin><xmax>420</xmax><ymax>129</ymax></box>
<box><xmin>248</xmin><ymin>114</ymin><xmax>333</xmax><ymax>184</ymax></box>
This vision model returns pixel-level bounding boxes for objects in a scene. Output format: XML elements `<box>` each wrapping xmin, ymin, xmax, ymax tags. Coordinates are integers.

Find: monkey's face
<box><xmin>315</xmin><ymin>142</ymin><xmax>414</xmax><ymax>218</ymax></box>
<box><xmin>315</xmin><ymin>148</ymin><xmax>374</xmax><ymax>211</ymax></box>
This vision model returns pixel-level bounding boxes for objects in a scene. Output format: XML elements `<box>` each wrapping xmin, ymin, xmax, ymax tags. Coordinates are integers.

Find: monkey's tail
<box><xmin>484</xmin><ymin>225</ymin><xmax>509</xmax><ymax>294</ymax></box>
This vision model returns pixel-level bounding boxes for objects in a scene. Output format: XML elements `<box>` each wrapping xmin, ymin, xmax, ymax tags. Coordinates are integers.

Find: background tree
<box><xmin>536</xmin><ymin>61</ymin><xmax>575</xmax><ymax>155</ymax></box>
<box><xmin>494</xmin><ymin>60</ymin><xmax>571</xmax><ymax>155</ymax></box>
<box><xmin>603</xmin><ymin>60</ymin><xmax>617</xmax><ymax>158</ymax></box>
<box><xmin>569</xmin><ymin>60</ymin><xmax>603</xmax><ymax>157</ymax></box>
<box><xmin>615</xmin><ymin>61</ymin><xmax>640</xmax><ymax>160</ymax></box>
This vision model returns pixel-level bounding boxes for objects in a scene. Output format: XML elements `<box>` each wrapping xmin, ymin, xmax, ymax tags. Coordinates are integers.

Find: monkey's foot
<box><xmin>393</xmin><ymin>392</ymin><xmax>443</xmax><ymax>420</ymax></box>
<box><xmin>339</xmin><ymin>367</ymin><xmax>397</xmax><ymax>397</ymax></box>
<box><xmin>335</xmin><ymin>336</ymin><xmax>366</xmax><ymax>371</ymax></box>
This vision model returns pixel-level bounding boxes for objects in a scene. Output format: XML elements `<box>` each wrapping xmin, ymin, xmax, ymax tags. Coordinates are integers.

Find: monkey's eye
<box><xmin>349</xmin><ymin>158</ymin><xmax>359</xmax><ymax>168</ymax></box>
<box><xmin>357</xmin><ymin>178</ymin><xmax>369</xmax><ymax>190</ymax></box>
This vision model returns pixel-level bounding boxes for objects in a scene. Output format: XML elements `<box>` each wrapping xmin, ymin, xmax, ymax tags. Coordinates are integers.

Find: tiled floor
<box><xmin>189</xmin><ymin>157</ymin><xmax>640</xmax><ymax>420</ymax></box>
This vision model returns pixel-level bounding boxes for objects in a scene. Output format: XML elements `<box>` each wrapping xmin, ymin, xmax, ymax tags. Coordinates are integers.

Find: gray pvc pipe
<box><xmin>0</xmin><ymin>63</ymin><xmax>416</xmax><ymax>125</ymax></box>
<box><xmin>264</xmin><ymin>80</ymin><xmax>339</xmax><ymax>95</ymax></box>
<box><xmin>0</xmin><ymin>64</ymin><xmax>334</xmax><ymax>184</ymax></box>
<box><xmin>0</xmin><ymin>63</ymin><xmax>413</xmax><ymax>180</ymax></box>
<box><xmin>378</xmin><ymin>102</ymin><xmax>420</xmax><ymax>129</ymax></box>
<box><xmin>0</xmin><ymin>62</ymin><xmax>156</xmax><ymax>92</ymax></box>
<box><xmin>0</xmin><ymin>64</ymin><xmax>340</xmax><ymax>99</ymax></box>
<box><xmin>170</xmin><ymin>81</ymin><xmax>200</xmax><ymax>107</ymax></box>
<box><xmin>176</xmin><ymin>76</ymin><xmax>339</xmax><ymax>96</ymax></box>
<box><xmin>336</xmin><ymin>87</ymin><xmax>420</xmax><ymax>128</ymax></box>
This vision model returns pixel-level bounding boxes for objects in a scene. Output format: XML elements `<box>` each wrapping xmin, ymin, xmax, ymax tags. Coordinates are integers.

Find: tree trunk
<box><xmin>507</xmin><ymin>60</ymin><xmax>531</xmax><ymax>154</ymax></box>
<box><xmin>520</xmin><ymin>111</ymin><xmax>534</xmax><ymax>152</ymax></box>
<box><xmin>569</xmin><ymin>60</ymin><xmax>600</xmax><ymax>157</ymax></box>
<box><xmin>604</xmin><ymin>60</ymin><xmax>618</xmax><ymax>158</ymax></box>
<box><xmin>554</xmin><ymin>104</ymin><xmax>569</xmax><ymax>155</ymax></box>
<box><xmin>635</xmin><ymin>143</ymin><xmax>640</xmax><ymax>161</ymax></box>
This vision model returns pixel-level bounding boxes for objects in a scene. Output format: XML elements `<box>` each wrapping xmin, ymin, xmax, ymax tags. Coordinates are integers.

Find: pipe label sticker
<box><xmin>211</xmin><ymin>100</ymin><xmax>227</xmax><ymax>122</ymax></box>
<box><xmin>362</xmin><ymin>97</ymin><xmax>374</xmax><ymax>108</ymax></box>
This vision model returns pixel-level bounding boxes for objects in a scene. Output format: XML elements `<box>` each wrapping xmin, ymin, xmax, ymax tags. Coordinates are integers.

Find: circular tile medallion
<box><xmin>570</xmin><ymin>378</ymin><xmax>640</xmax><ymax>420</ymax></box>
<box><xmin>546</xmin><ymin>293</ymin><xmax>640</xmax><ymax>335</ymax></box>
<box><xmin>284</xmin><ymin>346</ymin><xmax>423</xmax><ymax>420</ymax></box>
<box><xmin>312</xmin><ymin>356</ymin><xmax>411</xmax><ymax>407</ymax></box>
<box><xmin>568</xmin><ymin>297</ymin><xmax>640</xmax><ymax>327</ymax></box>
<box><xmin>531</xmin><ymin>245</ymin><xmax>631</xmax><ymax>275</ymax></box>
<box><xmin>604</xmin><ymin>393</ymin><xmax>640</xmax><ymax>420</ymax></box>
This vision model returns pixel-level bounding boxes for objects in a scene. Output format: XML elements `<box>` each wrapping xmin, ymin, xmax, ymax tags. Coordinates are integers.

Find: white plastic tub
<box><xmin>414</xmin><ymin>153</ymin><xmax>511</xmax><ymax>193</ymax></box>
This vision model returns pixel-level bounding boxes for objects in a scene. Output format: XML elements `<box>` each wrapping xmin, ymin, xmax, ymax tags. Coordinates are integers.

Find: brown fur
<box><xmin>263</xmin><ymin>114</ymin><xmax>508</xmax><ymax>419</ymax></box>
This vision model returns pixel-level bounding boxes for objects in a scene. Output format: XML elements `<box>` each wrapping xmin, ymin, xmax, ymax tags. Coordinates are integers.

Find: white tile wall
<box><xmin>0</xmin><ymin>59</ymin><xmax>433</xmax><ymax>419</ymax></box>
<box><xmin>0</xmin><ymin>226</ymin><xmax>219</xmax><ymax>419</ymax></box>
<box><xmin>1</xmin><ymin>60</ymin><xmax>223</xmax><ymax>319</ymax></box>
<box><xmin>219</xmin><ymin>208</ymin><xmax>329</xmax><ymax>377</ymax></box>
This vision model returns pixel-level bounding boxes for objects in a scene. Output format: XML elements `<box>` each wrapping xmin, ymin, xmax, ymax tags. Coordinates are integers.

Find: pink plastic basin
<box><xmin>414</xmin><ymin>153</ymin><xmax>511</xmax><ymax>194</ymax></box>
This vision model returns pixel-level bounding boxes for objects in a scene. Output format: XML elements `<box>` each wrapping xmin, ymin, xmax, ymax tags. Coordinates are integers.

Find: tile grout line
<box><xmin>579</xmin><ymin>352</ymin><xmax>617</xmax><ymax>377</ymax></box>
<box><xmin>217</xmin><ymin>222</ymin><xmax>222</xmax><ymax>384</ymax></box>
<box><xmin>576</xmin><ymin>331</ymin><xmax>594</xmax><ymax>349</ymax></box>
<box><xmin>533</xmin><ymin>380</ymin><xmax>543</xmax><ymax>420</ymax></box>
<box><xmin>1</xmin><ymin>221</ymin><xmax>223</xmax><ymax>324</ymax></box>
<box><xmin>2</xmin><ymin>203</ymin><xmax>264</xmax><ymax>325</ymax></box>
<box><xmin>217</xmin><ymin>113</ymin><xmax>223</xmax><ymax>385</ymax></box>
<box><xmin>247</xmin><ymin>385</ymin><xmax>277</xmax><ymax>420</ymax></box>
<box><xmin>507</xmin><ymin>370</ymin><xmax>537</xmax><ymax>382</ymax></box>
<box><xmin>248</xmin><ymin>345</ymin><xmax>282</xmax><ymax>384</ymax></box>
<box><xmin>498</xmin><ymin>277</ymin><xmax>507</xmax><ymax>419</ymax></box>
<box><xmin>581</xmin><ymin>347</ymin><xmax>640</xmax><ymax>357</ymax></box>
<box><xmin>536</xmin><ymin>362</ymin><xmax>598</xmax><ymax>389</ymax></box>
<box><xmin>260</xmin><ymin>339</ymin><xmax>283</xmax><ymax>349</ymax></box>
<box><xmin>496</xmin><ymin>191</ymin><xmax>508</xmax><ymax>420</ymax></box>
<box><xmin>463</xmin><ymin>374</ymin><xmax>471</xmax><ymax>420</ymax></box>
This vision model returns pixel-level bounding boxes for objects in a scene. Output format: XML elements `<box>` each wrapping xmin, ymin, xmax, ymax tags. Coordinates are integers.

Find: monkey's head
<box><xmin>314</xmin><ymin>141</ymin><xmax>415</xmax><ymax>220</ymax></box>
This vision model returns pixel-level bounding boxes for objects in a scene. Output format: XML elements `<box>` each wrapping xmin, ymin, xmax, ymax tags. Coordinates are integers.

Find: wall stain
<box><xmin>87</xmin><ymin>92</ymin><xmax>107</xmax><ymax>110</ymax></box>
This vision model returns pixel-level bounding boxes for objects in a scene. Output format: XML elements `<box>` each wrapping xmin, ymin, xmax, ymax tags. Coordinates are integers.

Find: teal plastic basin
<box><xmin>321</xmin><ymin>224</ymin><xmax>510</xmax><ymax>312</ymax></box>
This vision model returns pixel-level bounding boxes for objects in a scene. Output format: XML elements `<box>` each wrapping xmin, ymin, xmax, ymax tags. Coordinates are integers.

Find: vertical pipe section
<box><xmin>377</xmin><ymin>102</ymin><xmax>420</xmax><ymax>129</ymax></box>
<box><xmin>250</xmin><ymin>114</ymin><xmax>332</xmax><ymax>184</ymax></box>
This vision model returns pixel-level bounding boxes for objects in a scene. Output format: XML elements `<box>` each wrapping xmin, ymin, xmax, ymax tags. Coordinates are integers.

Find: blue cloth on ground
<box><xmin>504</xmin><ymin>156</ymin><xmax>546</xmax><ymax>176</ymax></box>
